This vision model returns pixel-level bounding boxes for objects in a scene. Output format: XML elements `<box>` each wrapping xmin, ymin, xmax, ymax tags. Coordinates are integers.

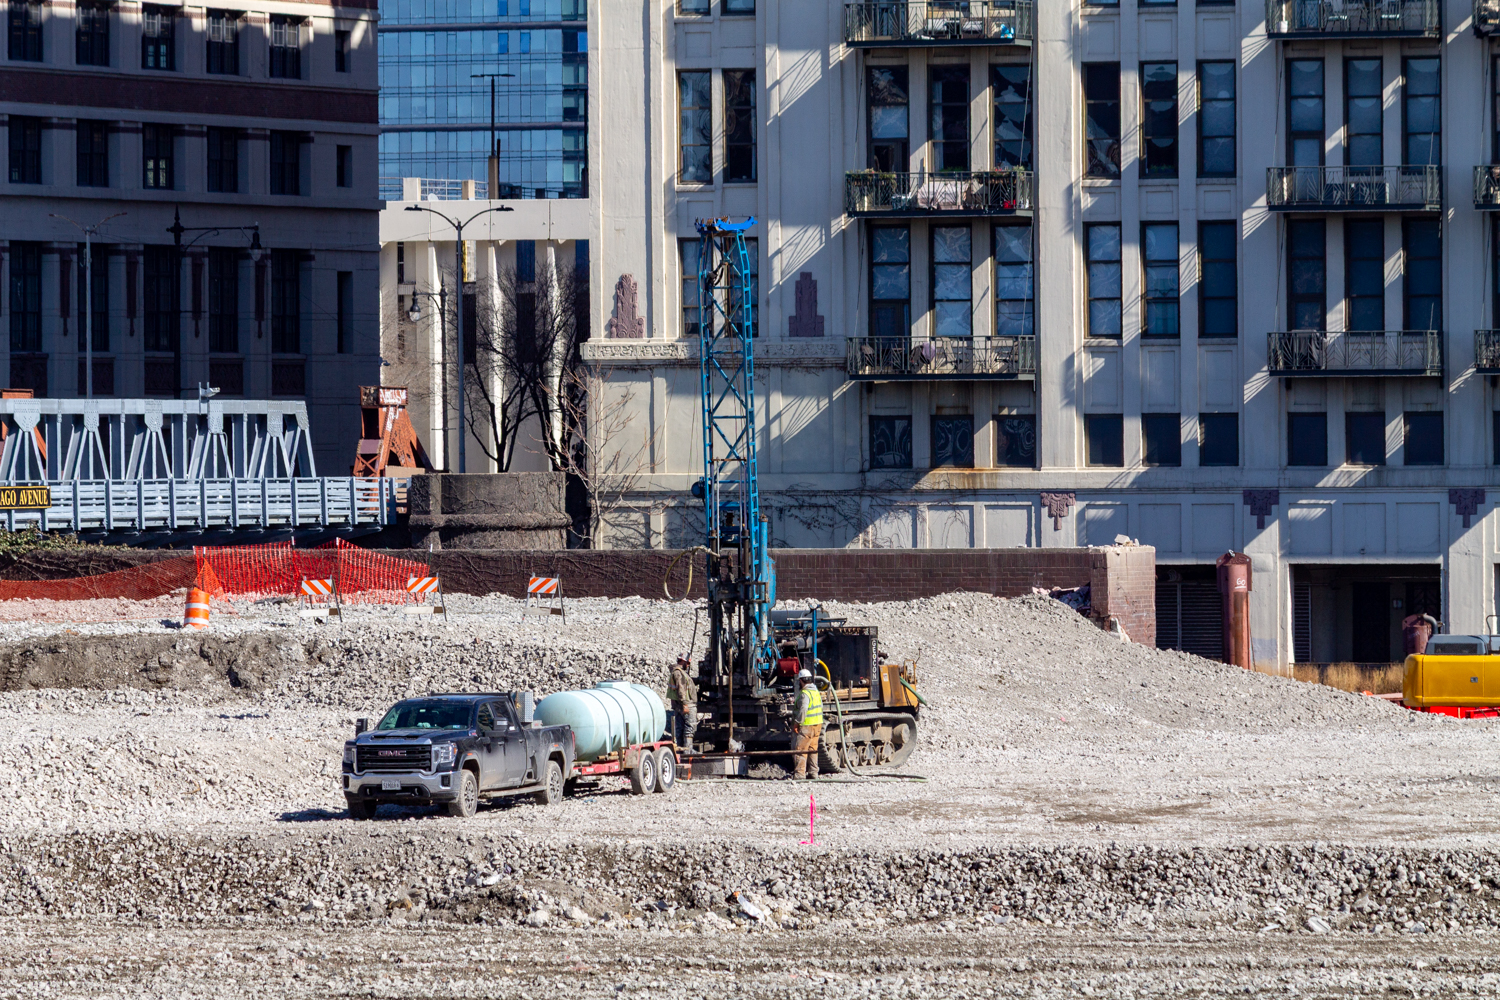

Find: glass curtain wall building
<box><xmin>378</xmin><ymin>0</ymin><xmax>587</xmax><ymax>199</ymax></box>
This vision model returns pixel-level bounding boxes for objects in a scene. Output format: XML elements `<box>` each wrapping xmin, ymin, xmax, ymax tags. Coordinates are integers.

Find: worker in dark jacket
<box><xmin>792</xmin><ymin>669</ymin><xmax>824</xmax><ymax>779</ymax></box>
<box><xmin>667</xmin><ymin>657</ymin><xmax>698</xmax><ymax>752</ymax></box>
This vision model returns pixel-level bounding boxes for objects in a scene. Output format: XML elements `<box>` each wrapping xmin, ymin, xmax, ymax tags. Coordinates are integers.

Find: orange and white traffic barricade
<box><xmin>403</xmin><ymin>575</ymin><xmax>448</xmax><ymax>621</ymax></box>
<box><xmin>298</xmin><ymin>577</ymin><xmax>341</xmax><ymax>619</ymax></box>
<box><xmin>522</xmin><ymin>575</ymin><xmax>565</xmax><ymax>622</ymax></box>
<box><xmin>183</xmin><ymin>587</ymin><xmax>211</xmax><ymax>629</ymax></box>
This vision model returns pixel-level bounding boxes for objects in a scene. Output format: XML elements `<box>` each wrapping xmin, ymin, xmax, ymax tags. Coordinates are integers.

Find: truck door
<box><xmin>475</xmin><ymin>702</ymin><xmax>505</xmax><ymax>789</ymax></box>
<box><xmin>489</xmin><ymin>700</ymin><xmax>530</xmax><ymax>788</ymax></box>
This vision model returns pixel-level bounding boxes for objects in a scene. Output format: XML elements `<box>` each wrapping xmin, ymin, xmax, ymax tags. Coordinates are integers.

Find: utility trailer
<box><xmin>567</xmin><ymin>739</ymin><xmax>683</xmax><ymax>796</ymax></box>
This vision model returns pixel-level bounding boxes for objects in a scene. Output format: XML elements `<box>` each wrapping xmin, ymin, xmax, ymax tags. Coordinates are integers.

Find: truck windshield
<box><xmin>375</xmin><ymin>700</ymin><xmax>472</xmax><ymax>731</ymax></box>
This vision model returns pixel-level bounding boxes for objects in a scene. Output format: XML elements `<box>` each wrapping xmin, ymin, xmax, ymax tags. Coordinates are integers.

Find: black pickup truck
<box><xmin>341</xmin><ymin>693</ymin><xmax>575</xmax><ymax>819</ymax></box>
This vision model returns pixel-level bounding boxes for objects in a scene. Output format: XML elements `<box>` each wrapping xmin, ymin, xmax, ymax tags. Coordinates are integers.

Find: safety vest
<box><xmin>799</xmin><ymin>687</ymin><xmax>824</xmax><ymax>727</ymax></box>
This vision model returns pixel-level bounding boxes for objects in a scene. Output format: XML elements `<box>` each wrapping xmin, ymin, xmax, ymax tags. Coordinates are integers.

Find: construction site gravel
<box><xmin>1</xmin><ymin>590</ymin><xmax>1499</xmax><ymax>998</ymax></box>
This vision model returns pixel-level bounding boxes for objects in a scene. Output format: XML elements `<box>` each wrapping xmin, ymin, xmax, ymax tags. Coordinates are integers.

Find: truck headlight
<box><xmin>433</xmin><ymin>743</ymin><xmax>457</xmax><ymax>766</ymax></box>
<box><xmin>343</xmin><ymin>746</ymin><xmax>355</xmax><ymax>764</ymax></box>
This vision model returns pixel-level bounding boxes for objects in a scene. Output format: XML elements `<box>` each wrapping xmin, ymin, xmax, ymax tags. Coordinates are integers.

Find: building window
<box><xmin>724</xmin><ymin>0</ymin><xmax>754</xmax><ymax>13</ymax></box>
<box><xmin>1345</xmin><ymin>58</ymin><xmax>1382</xmax><ymax>166</ymax></box>
<box><xmin>142</xmin><ymin>124</ymin><xmax>173</xmax><ymax>189</ymax></box>
<box><xmin>678</xmin><ymin>71</ymin><xmax>711</xmax><ymax>183</ymax></box>
<box><xmin>932</xmin><ymin>226</ymin><xmax>971</xmax><ymax>338</ymax></box>
<box><xmin>207</xmin><ymin>127</ymin><xmax>238</xmax><ymax>193</ymax></box>
<box><xmin>1142</xmin><ymin>223</ymin><xmax>1179</xmax><ymax>337</ymax></box>
<box><xmin>1085</xmin><ymin>223</ymin><xmax>1122</xmax><ymax>338</ymax></box>
<box><xmin>7</xmin><ymin>242</ymin><xmax>41</xmax><ymax>352</ymax></box>
<box><xmin>1198</xmin><ymin>61</ymin><xmax>1234</xmax><ymax>177</ymax></box>
<box><xmin>1141</xmin><ymin>413</ymin><xmax>1181</xmax><ymax>467</ymax></box>
<box><xmin>680</xmin><ymin>238</ymin><xmax>702</xmax><ymax>337</ymax></box>
<box><xmin>867</xmin><ymin>67</ymin><xmax>909</xmax><ymax>171</ymax></box>
<box><xmin>1085</xmin><ymin>414</ymin><xmax>1124</xmax><ymax>467</ymax></box>
<box><xmin>206</xmin><ymin>10</ymin><xmax>239</xmax><ymax>74</ymax></box>
<box><xmin>76</xmin><ymin>120</ymin><xmax>108</xmax><ymax>187</ymax></box>
<box><xmin>869</xmin><ymin>416</ymin><xmax>912</xmax><ymax>470</ymax></box>
<box><xmin>869</xmin><ymin>226</ymin><xmax>910</xmax><ymax>338</ymax></box>
<box><xmin>1287</xmin><ymin>59</ymin><xmax>1324</xmax><ymax>168</ymax></box>
<box><xmin>929</xmin><ymin>66</ymin><xmax>969</xmax><ymax>172</ymax></box>
<box><xmin>269</xmin><ymin>15</ymin><xmax>301</xmax><ymax>78</ymax></box>
<box><xmin>1346</xmin><ymin>412</ymin><xmax>1386</xmax><ymax>466</ymax></box>
<box><xmin>208</xmin><ymin>248</ymin><xmax>238</xmax><ymax>354</ymax></box>
<box><xmin>1287</xmin><ymin>219</ymin><xmax>1326</xmax><ymax>330</ymax></box>
<box><xmin>994</xmin><ymin>222</ymin><xmax>1033</xmax><ymax>337</ymax></box>
<box><xmin>334</xmin><ymin>28</ymin><xmax>350</xmax><ymax>72</ymax></box>
<box><xmin>1140</xmin><ymin>62</ymin><xmax>1178</xmax><ymax>178</ymax></box>
<box><xmin>1404</xmin><ymin>57</ymin><xmax>1439</xmax><ymax>166</ymax></box>
<box><xmin>1493</xmin><ymin>411</ymin><xmax>1500</xmax><ymax>465</ymax></box>
<box><xmin>142</xmin><ymin>246</ymin><xmax>179</xmax><ymax>354</ymax></box>
<box><xmin>269</xmin><ymin>131</ymin><xmax>301</xmax><ymax>195</ymax></box>
<box><xmin>1404</xmin><ymin>219</ymin><xmax>1441</xmax><ymax>330</ymax></box>
<box><xmin>996</xmin><ymin>414</ymin><xmax>1036</xmax><ymax>468</ymax></box>
<box><xmin>1199</xmin><ymin>221</ymin><xmax>1236</xmax><ymax>339</ymax></box>
<box><xmin>77</xmin><ymin>243</ymin><xmax>108</xmax><ymax>352</ymax></box>
<box><xmin>336</xmin><ymin>145</ymin><xmax>352</xmax><ymax>188</ymax></box>
<box><xmin>337</xmin><ymin>271</ymin><xmax>353</xmax><ymax>354</ymax></box>
<box><xmin>7</xmin><ymin>0</ymin><xmax>41</xmax><ymax>61</ymax></box>
<box><xmin>1287</xmin><ymin>412</ymin><xmax>1327</xmax><ymax>466</ymax></box>
<box><xmin>1345</xmin><ymin>219</ymin><xmax>1383</xmax><ymax>331</ymax></box>
<box><xmin>1199</xmin><ymin>413</ymin><xmax>1239</xmax><ymax>466</ymax></box>
<box><xmin>724</xmin><ymin>70</ymin><xmax>756</xmax><ymax>182</ymax></box>
<box><xmin>1083</xmin><ymin>63</ymin><xmax>1121</xmax><ymax>178</ymax></box>
<box><xmin>678</xmin><ymin>0</ymin><xmax>709</xmax><ymax>13</ymax></box>
<box><xmin>75</xmin><ymin>2</ymin><xmax>109</xmax><ymax>66</ymax></box>
<box><xmin>141</xmin><ymin>5</ymin><xmax>175</xmax><ymax>70</ymax></box>
<box><xmin>270</xmin><ymin>250</ymin><xmax>301</xmax><ymax>354</ymax></box>
<box><xmin>1404</xmin><ymin>412</ymin><xmax>1442</xmax><ymax>466</ymax></box>
<box><xmin>931</xmin><ymin>415</ymin><xmax>974</xmax><ymax>468</ymax></box>
<box><xmin>8</xmin><ymin>116</ymin><xmax>40</xmax><ymax>184</ymax></box>
<box><xmin>516</xmin><ymin>239</ymin><xmax>535</xmax><ymax>282</ymax></box>
<box><xmin>992</xmin><ymin>64</ymin><xmax>1032</xmax><ymax>170</ymax></box>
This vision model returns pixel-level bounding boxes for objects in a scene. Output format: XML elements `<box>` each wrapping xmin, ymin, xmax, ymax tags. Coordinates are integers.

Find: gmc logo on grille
<box><xmin>378</xmin><ymin>750</ymin><xmax>407</xmax><ymax>757</ymax></box>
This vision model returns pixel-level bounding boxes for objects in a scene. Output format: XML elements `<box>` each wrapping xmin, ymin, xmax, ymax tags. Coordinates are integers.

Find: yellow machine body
<box><xmin>1403</xmin><ymin>653</ymin><xmax>1500</xmax><ymax>707</ymax></box>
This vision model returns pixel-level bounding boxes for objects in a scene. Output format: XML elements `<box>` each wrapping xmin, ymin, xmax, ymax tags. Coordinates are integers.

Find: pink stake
<box><xmin>800</xmin><ymin>794</ymin><xmax>817</xmax><ymax>845</ymax></box>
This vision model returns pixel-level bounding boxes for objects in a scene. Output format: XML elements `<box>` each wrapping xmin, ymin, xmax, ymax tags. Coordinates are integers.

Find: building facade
<box><xmin>577</xmin><ymin>0</ymin><xmax>1500</xmax><ymax>671</ymax></box>
<box><xmin>1</xmin><ymin>0</ymin><xmax>381</xmax><ymax>473</ymax></box>
<box><xmin>377</xmin><ymin>0</ymin><xmax>588</xmax><ymax>200</ymax></box>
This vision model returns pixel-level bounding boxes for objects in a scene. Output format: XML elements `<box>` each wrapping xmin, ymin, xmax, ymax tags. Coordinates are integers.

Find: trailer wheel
<box><xmin>653</xmin><ymin>748</ymin><xmax>676</xmax><ymax>793</ymax></box>
<box><xmin>629</xmin><ymin>752</ymin><xmax>658</xmax><ymax>795</ymax></box>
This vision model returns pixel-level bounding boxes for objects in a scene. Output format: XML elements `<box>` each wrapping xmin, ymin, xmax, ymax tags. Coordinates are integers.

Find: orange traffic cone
<box><xmin>183</xmin><ymin>587</ymin><xmax>211</xmax><ymax>629</ymax></box>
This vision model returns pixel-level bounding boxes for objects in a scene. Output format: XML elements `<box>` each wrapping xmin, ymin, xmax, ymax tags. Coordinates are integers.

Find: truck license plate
<box><xmin>381</xmin><ymin>778</ymin><xmax>401</xmax><ymax>791</ymax></box>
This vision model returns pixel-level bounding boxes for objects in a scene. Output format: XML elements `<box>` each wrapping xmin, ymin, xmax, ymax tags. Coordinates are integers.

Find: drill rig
<box><xmin>690</xmin><ymin>219</ymin><xmax>920</xmax><ymax>769</ymax></box>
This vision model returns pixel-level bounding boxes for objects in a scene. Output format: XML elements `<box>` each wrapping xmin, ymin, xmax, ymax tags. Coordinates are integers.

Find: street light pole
<box><xmin>406</xmin><ymin>286</ymin><xmax>450</xmax><ymax>472</ymax></box>
<box><xmin>49</xmin><ymin>211</ymin><xmax>126</xmax><ymax>398</ymax></box>
<box><xmin>404</xmin><ymin>203</ymin><xmax>513</xmax><ymax>474</ymax></box>
<box><xmin>471</xmin><ymin>72</ymin><xmax>514</xmax><ymax>197</ymax></box>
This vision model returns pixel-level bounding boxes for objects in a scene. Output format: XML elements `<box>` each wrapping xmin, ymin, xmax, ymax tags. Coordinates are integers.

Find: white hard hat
<box><xmin>798</xmin><ymin>669</ymin><xmax>813</xmax><ymax>680</ymax></box>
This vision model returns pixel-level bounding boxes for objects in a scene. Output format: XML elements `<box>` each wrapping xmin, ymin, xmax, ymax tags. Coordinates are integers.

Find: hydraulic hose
<box><xmin>900</xmin><ymin>677</ymin><xmax>929</xmax><ymax>706</ymax></box>
<box><xmin>663</xmin><ymin>545</ymin><xmax>712</xmax><ymax>602</ymax></box>
<box><xmin>816</xmin><ymin>659</ymin><xmax>864</xmax><ymax>777</ymax></box>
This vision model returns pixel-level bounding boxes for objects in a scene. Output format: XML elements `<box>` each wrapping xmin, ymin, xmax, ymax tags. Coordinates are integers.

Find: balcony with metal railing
<box><xmin>845</xmin><ymin>169</ymin><xmax>1034</xmax><ymax>217</ymax></box>
<box><xmin>1474</xmin><ymin>166</ymin><xmax>1500</xmax><ymax>208</ymax></box>
<box><xmin>1266</xmin><ymin>166</ymin><xmax>1441</xmax><ymax>211</ymax></box>
<box><xmin>1265</xmin><ymin>0</ymin><xmax>1439</xmax><ymax>37</ymax></box>
<box><xmin>1476</xmin><ymin>331</ymin><xmax>1500</xmax><ymax>372</ymax></box>
<box><xmin>1267</xmin><ymin>330</ymin><xmax>1443</xmax><ymax>377</ymax></box>
<box><xmin>843</xmin><ymin>1</ymin><xmax>1033</xmax><ymax>46</ymax></box>
<box><xmin>1477</xmin><ymin>0</ymin><xmax>1500</xmax><ymax>34</ymax></box>
<box><xmin>847</xmin><ymin>335</ymin><xmax>1037</xmax><ymax>381</ymax></box>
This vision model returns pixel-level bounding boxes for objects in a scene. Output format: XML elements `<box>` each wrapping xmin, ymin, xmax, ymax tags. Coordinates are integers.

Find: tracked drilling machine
<box><xmin>689</xmin><ymin>219</ymin><xmax>921</xmax><ymax>769</ymax></box>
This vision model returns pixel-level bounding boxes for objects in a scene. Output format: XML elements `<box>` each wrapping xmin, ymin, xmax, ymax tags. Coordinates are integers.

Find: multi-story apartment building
<box><xmin>377</xmin><ymin>0</ymin><xmax>588</xmax><ymax>199</ymax></box>
<box><xmin>2</xmin><ymin>0</ymin><xmax>380</xmax><ymax>472</ymax></box>
<box><xmin>574</xmin><ymin>0</ymin><xmax>1500</xmax><ymax>671</ymax></box>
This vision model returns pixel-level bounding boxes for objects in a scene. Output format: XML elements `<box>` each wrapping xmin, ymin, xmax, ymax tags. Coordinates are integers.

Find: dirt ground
<box><xmin>0</xmin><ymin>591</ymin><xmax>1497</xmax><ymax>998</ymax></box>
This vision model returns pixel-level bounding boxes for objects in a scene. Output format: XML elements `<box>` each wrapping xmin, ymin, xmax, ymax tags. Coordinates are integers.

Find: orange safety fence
<box><xmin>0</xmin><ymin>540</ymin><xmax>432</xmax><ymax>615</ymax></box>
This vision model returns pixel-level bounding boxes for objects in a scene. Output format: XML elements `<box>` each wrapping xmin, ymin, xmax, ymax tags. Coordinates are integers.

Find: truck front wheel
<box><xmin>535</xmin><ymin>759</ymin><xmax>564</xmax><ymax>806</ymax></box>
<box><xmin>346</xmin><ymin>796</ymin><xmax>378</xmax><ymax>820</ymax></box>
<box><xmin>447</xmin><ymin>769</ymin><xmax>479</xmax><ymax>818</ymax></box>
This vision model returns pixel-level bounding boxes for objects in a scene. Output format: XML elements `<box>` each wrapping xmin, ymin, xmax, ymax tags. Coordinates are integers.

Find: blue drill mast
<box><xmin>693</xmin><ymin>218</ymin><xmax>778</xmax><ymax>740</ymax></box>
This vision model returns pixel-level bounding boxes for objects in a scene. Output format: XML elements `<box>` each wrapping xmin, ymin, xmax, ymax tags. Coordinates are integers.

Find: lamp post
<box><xmin>405</xmin><ymin>285</ymin><xmax>450</xmax><ymax>472</ymax></box>
<box><xmin>165</xmin><ymin>208</ymin><xmax>262</xmax><ymax>398</ymax></box>
<box><xmin>403</xmin><ymin>203</ymin><xmax>513</xmax><ymax>474</ymax></box>
<box><xmin>49</xmin><ymin>211</ymin><xmax>126</xmax><ymax>399</ymax></box>
<box><xmin>471</xmin><ymin>71</ymin><xmax>515</xmax><ymax>197</ymax></box>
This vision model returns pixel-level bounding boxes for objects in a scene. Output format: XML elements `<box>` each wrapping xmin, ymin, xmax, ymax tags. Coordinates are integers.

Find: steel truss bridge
<box><xmin>0</xmin><ymin>397</ymin><xmax>402</xmax><ymax>533</ymax></box>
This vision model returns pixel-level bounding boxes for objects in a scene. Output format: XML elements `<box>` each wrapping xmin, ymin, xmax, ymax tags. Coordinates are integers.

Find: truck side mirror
<box><xmin>355</xmin><ymin>718</ymin><xmax>368</xmax><ymax>735</ymax></box>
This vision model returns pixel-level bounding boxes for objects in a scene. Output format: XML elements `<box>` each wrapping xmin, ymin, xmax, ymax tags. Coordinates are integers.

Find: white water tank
<box><xmin>535</xmin><ymin>680</ymin><xmax>667</xmax><ymax>762</ymax></box>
